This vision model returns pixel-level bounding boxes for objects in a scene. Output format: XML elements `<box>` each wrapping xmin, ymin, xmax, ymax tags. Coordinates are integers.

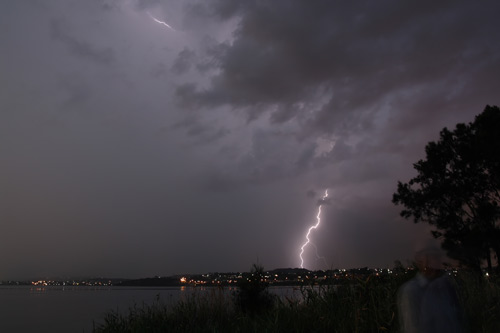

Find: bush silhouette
<box><xmin>234</xmin><ymin>263</ymin><xmax>275</xmax><ymax>314</ymax></box>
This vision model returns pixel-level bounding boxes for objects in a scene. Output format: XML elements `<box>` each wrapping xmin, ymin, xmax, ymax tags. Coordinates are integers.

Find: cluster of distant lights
<box><xmin>31</xmin><ymin>280</ymin><xmax>112</xmax><ymax>286</ymax></box>
<box><xmin>179</xmin><ymin>273</ymin><xmax>305</xmax><ymax>286</ymax></box>
<box><xmin>180</xmin><ymin>274</ymin><xmax>270</xmax><ymax>285</ymax></box>
<box><xmin>21</xmin><ymin>268</ymin><xmax>472</xmax><ymax>288</ymax></box>
<box><xmin>176</xmin><ymin>268</ymin><xmax>427</xmax><ymax>286</ymax></box>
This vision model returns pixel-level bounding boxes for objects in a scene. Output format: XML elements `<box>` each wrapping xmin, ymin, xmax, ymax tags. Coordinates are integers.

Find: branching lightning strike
<box><xmin>147</xmin><ymin>12</ymin><xmax>175</xmax><ymax>31</ymax></box>
<box><xmin>299</xmin><ymin>189</ymin><xmax>328</xmax><ymax>268</ymax></box>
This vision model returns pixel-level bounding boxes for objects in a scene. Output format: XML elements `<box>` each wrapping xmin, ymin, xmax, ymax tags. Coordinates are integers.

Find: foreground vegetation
<box><xmin>94</xmin><ymin>270</ymin><xmax>500</xmax><ymax>332</ymax></box>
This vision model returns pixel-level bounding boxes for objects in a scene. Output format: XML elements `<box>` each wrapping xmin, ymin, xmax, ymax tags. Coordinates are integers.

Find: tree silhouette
<box><xmin>393</xmin><ymin>105</ymin><xmax>500</xmax><ymax>272</ymax></box>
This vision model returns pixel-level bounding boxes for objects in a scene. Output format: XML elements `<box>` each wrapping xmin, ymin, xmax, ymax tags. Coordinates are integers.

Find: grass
<box><xmin>94</xmin><ymin>272</ymin><xmax>500</xmax><ymax>332</ymax></box>
<box><xmin>456</xmin><ymin>272</ymin><xmax>500</xmax><ymax>332</ymax></box>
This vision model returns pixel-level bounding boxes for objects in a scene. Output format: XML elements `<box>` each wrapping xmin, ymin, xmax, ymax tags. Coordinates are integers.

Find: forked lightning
<box><xmin>299</xmin><ymin>189</ymin><xmax>328</xmax><ymax>268</ymax></box>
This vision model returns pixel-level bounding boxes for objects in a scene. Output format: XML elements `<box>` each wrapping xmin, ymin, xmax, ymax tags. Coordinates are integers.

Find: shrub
<box><xmin>234</xmin><ymin>263</ymin><xmax>276</xmax><ymax>314</ymax></box>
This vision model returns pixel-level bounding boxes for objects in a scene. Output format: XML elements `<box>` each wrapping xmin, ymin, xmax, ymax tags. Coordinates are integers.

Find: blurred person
<box><xmin>398</xmin><ymin>247</ymin><xmax>464</xmax><ymax>332</ymax></box>
<box><xmin>419</xmin><ymin>267</ymin><xmax>463</xmax><ymax>332</ymax></box>
<box><xmin>398</xmin><ymin>249</ymin><xmax>433</xmax><ymax>333</ymax></box>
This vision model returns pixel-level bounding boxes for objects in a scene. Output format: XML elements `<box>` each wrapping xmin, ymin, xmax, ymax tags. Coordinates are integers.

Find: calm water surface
<box><xmin>0</xmin><ymin>285</ymin><xmax>302</xmax><ymax>332</ymax></box>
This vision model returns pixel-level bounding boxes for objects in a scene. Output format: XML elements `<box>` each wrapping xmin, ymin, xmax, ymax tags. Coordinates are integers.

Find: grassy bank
<box><xmin>94</xmin><ymin>272</ymin><xmax>500</xmax><ymax>332</ymax></box>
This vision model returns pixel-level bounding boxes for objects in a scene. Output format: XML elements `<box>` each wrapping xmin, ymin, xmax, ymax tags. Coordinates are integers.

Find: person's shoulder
<box><xmin>429</xmin><ymin>274</ymin><xmax>452</xmax><ymax>287</ymax></box>
<box><xmin>427</xmin><ymin>274</ymin><xmax>456</xmax><ymax>293</ymax></box>
<box><xmin>399</xmin><ymin>275</ymin><xmax>426</xmax><ymax>295</ymax></box>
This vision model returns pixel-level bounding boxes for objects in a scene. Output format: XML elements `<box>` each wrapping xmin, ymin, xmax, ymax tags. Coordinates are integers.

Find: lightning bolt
<box><xmin>299</xmin><ymin>189</ymin><xmax>328</xmax><ymax>269</ymax></box>
<box><xmin>147</xmin><ymin>12</ymin><xmax>175</xmax><ymax>31</ymax></box>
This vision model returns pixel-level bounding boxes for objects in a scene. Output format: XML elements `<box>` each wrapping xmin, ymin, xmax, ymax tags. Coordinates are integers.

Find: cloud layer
<box><xmin>1</xmin><ymin>0</ymin><xmax>499</xmax><ymax>278</ymax></box>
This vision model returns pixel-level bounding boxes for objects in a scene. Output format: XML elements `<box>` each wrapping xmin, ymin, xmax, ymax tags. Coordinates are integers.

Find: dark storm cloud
<box><xmin>171</xmin><ymin>47</ymin><xmax>197</xmax><ymax>74</ymax></box>
<box><xmin>178</xmin><ymin>0</ymin><xmax>500</xmax><ymax>134</ymax></box>
<box><xmin>50</xmin><ymin>19</ymin><xmax>115</xmax><ymax>65</ymax></box>
<box><xmin>170</xmin><ymin>0</ymin><xmax>500</xmax><ymax>204</ymax></box>
<box><xmin>172</xmin><ymin>113</ymin><xmax>230</xmax><ymax>144</ymax></box>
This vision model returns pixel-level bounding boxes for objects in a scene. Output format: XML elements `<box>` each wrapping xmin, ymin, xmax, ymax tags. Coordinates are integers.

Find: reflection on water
<box><xmin>31</xmin><ymin>287</ymin><xmax>47</xmax><ymax>294</ymax></box>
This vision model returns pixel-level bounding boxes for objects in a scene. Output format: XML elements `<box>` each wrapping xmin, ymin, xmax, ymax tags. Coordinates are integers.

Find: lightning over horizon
<box><xmin>299</xmin><ymin>189</ymin><xmax>328</xmax><ymax>269</ymax></box>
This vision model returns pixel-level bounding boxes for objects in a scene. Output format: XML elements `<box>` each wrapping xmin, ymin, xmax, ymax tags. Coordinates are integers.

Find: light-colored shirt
<box><xmin>398</xmin><ymin>273</ymin><xmax>429</xmax><ymax>333</ymax></box>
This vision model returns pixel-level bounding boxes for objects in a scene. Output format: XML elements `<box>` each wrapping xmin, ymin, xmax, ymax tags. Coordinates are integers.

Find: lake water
<box><xmin>0</xmin><ymin>285</ymin><xmax>304</xmax><ymax>332</ymax></box>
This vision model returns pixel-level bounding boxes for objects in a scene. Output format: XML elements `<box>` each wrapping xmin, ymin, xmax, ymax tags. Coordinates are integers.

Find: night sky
<box><xmin>1</xmin><ymin>0</ymin><xmax>499</xmax><ymax>279</ymax></box>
